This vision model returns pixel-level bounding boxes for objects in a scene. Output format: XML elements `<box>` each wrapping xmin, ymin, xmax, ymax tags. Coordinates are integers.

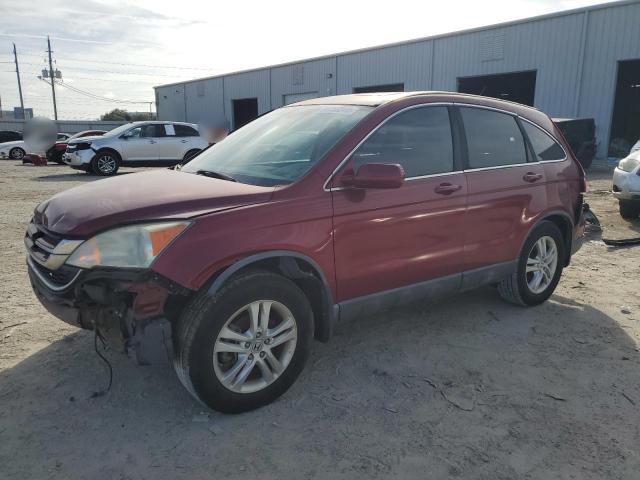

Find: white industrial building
<box><xmin>155</xmin><ymin>0</ymin><xmax>640</xmax><ymax>158</ymax></box>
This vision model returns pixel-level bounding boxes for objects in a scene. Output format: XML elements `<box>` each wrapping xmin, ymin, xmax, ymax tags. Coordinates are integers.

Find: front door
<box><xmin>120</xmin><ymin>124</ymin><xmax>161</xmax><ymax>162</ymax></box>
<box><xmin>331</xmin><ymin>105</ymin><xmax>468</xmax><ymax>302</ymax></box>
<box><xmin>457</xmin><ymin>106</ymin><xmax>546</xmax><ymax>271</ymax></box>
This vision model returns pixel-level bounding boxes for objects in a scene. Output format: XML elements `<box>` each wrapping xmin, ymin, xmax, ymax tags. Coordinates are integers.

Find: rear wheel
<box><xmin>498</xmin><ymin>221</ymin><xmax>564</xmax><ymax>306</ymax></box>
<box><xmin>9</xmin><ymin>147</ymin><xmax>25</xmax><ymax>160</ymax></box>
<box><xmin>174</xmin><ymin>270</ymin><xmax>313</xmax><ymax>413</ymax></box>
<box><xmin>619</xmin><ymin>200</ymin><xmax>640</xmax><ymax>219</ymax></box>
<box><xmin>91</xmin><ymin>150</ymin><xmax>120</xmax><ymax>176</ymax></box>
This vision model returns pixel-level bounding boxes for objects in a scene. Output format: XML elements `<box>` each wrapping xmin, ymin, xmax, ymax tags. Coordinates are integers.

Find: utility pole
<box><xmin>13</xmin><ymin>43</ymin><xmax>24</xmax><ymax>115</ymax></box>
<box><xmin>47</xmin><ymin>36</ymin><xmax>58</xmax><ymax>120</ymax></box>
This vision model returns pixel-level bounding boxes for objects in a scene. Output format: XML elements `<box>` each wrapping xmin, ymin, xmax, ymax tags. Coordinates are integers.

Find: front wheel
<box><xmin>173</xmin><ymin>271</ymin><xmax>313</xmax><ymax>413</ymax></box>
<box><xmin>498</xmin><ymin>221</ymin><xmax>564</xmax><ymax>306</ymax></box>
<box><xmin>91</xmin><ymin>150</ymin><xmax>120</xmax><ymax>176</ymax></box>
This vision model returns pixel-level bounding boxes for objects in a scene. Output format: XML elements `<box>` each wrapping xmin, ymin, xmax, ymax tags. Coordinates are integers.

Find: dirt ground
<box><xmin>1</xmin><ymin>162</ymin><xmax>639</xmax><ymax>480</ymax></box>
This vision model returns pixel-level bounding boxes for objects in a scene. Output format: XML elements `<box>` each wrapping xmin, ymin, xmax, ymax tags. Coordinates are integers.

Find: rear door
<box><xmin>155</xmin><ymin>124</ymin><xmax>183</xmax><ymax>161</ymax></box>
<box><xmin>458</xmin><ymin>105</ymin><xmax>546</xmax><ymax>272</ymax></box>
<box><xmin>331</xmin><ymin>104</ymin><xmax>468</xmax><ymax>302</ymax></box>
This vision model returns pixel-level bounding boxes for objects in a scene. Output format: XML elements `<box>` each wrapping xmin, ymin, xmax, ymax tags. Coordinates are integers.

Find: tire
<box><xmin>9</xmin><ymin>147</ymin><xmax>25</xmax><ymax>160</ymax></box>
<box><xmin>619</xmin><ymin>200</ymin><xmax>640</xmax><ymax>220</ymax></box>
<box><xmin>182</xmin><ymin>149</ymin><xmax>201</xmax><ymax>164</ymax></box>
<box><xmin>498</xmin><ymin>221</ymin><xmax>564</xmax><ymax>306</ymax></box>
<box><xmin>174</xmin><ymin>270</ymin><xmax>313</xmax><ymax>413</ymax></box>
<box><xmin>90</xmin><ymin>150</ymin><xmax>120</xmax><ymax>176</ymax></box>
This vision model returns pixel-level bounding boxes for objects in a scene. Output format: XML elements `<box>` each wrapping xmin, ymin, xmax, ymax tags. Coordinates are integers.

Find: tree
<box><xmin>100</xmin><ymin>109</ymin><xmax>153</xmax><ymax>121</ymax></box>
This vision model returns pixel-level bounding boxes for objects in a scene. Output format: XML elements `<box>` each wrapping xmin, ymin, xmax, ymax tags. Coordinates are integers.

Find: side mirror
<box><xmin>341</xmin><ymin>163</ymin><xmax>405</xmax><ymax>189</ymax></box>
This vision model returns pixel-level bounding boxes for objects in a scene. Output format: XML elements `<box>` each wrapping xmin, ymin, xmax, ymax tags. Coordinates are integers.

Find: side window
<box><xmin>522</xmin><ymin>122</ymin><xmax>566</xmax><ymax>161</ymax></box>
<box><xmin>139</xmin><ymin>125</ymin><xmax>165</xmax><ymax>138</ymax></box>
<box><xmin>127</xmin><ymin>127</ymin><xmax>142</xmax><ymax>139</ymax></box>
<box><xmin>352</xmin><ymin>106</ymin><xmax>454</xmax><ymax>177</ymax></box>
<box><xmin>174</xmin><ymin>124</ymin><xmax>199</xmax><ymax>137</ymax></box>
<box><xmin>460</xmin><ymin>107</ymin><xmax>528</xmax><ymax>169</ymax></box>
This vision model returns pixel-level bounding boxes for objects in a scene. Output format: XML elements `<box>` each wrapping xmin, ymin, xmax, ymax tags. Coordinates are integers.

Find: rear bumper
<box><xmin>27</xmin><ymin>257</ymin><xmax>184</xmax><ymax>364</ymax></box>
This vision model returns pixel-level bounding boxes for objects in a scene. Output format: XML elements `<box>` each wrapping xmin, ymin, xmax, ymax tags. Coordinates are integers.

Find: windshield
<box><xmin>181</xmin><ymin>104</ymin><xmax>372</xmax><ymax>186</ymax></box>
<box><xmin>104</xmin><ymin>123</ymin><xmax>137</xmax><ymax>137</ymax></box>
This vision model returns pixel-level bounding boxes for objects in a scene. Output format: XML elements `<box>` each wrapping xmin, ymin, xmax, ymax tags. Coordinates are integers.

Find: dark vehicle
<box><xmin>46</xmin><ymin>130</ymin><xmax>107</xmax><ymax>164</ymax></box>
<box><xmin>553</xmin><ymin>118</ymin><xmax>597</xmax><ymax>169</ymax></box>
<box><xmin>26</xmin><ymin>92</ymin><xmax>587</xmax><ymax>413</ymax></box>
<box><xmin>0</xmin><ymin>130</ymin><xmax>22</xmax><ymax>143</ymax></box>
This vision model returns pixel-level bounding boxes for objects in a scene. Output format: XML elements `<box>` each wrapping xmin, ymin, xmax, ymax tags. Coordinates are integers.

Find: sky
<box><xmin>0</xmin><ymin>0</ymin><xmax>611</xmax><ymax>120</ymax></box>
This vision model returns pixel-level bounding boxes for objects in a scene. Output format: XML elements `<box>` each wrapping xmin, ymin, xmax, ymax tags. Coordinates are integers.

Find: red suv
<box><xmin>26</xmin><ymin>92</ymin><xmax>586</xmax><ymax>412</ymax></box>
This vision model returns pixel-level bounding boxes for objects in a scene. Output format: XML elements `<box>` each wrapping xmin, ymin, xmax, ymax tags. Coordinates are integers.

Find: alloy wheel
<box><xmin>97</xmin><ymin>155</ymin><xmax>116</xmax><ymax>174</ymax></box>
<box><xmin>525</xmin><ymin>236</ymin><xmax>558</xmax><ymax>294</ymax></box>
<box><xmin>213</xmin><ymin>300</ymin><xmax>298</xmax><ymax>394</ymax></box>
<box><xmin>10</xmin><ymin>148</ymin><xmax>24</xmax><ymax>160</ymax></box>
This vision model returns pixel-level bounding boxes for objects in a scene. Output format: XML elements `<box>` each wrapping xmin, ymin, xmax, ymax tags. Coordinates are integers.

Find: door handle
<box><xmin>434</xmin><ymin>183</ymin><xmax>462</xmax><ymax>195</ymax></box>
<box><xmin>523</xmin><ymin>172</ymin><xmax>543</xmax><ymax>183</ymax></box>
<box><xmin>149</xmin><ymin>140</ymin><xmax>157</xmax><ymax>144</ymax></box>
<box><xmin>181</xmin><ymin>139</ymin><xmax>188</xmax><ymax>143</ymax></box>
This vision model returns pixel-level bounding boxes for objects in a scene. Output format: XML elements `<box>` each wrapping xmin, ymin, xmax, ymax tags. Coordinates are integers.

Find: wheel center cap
<box><xmin>252</xmin><ymin>341</ymin><xmax>263</xmax><ymax>352</ymax></box>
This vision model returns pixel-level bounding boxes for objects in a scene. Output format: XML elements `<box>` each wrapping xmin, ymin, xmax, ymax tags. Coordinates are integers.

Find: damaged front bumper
<box><xmin>27</xmin><ymin>256</ymin><xmax>190</xmax><ymax>365</ymax></box>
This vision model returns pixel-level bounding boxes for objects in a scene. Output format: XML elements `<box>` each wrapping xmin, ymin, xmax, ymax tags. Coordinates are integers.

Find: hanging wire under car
<box><xmin>91</xmin><ymin>331</ymin><xmax>113</xmax><ymax>398</ymax></box>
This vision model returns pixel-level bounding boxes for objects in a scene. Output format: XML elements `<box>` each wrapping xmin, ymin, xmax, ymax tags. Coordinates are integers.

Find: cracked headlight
<box><xmin>66</xmin><ymin>221</ymin><xmax>190</xmax><ymax>269</ymax></box>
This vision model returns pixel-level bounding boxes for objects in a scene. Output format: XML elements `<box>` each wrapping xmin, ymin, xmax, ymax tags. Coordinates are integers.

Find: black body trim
<box><xmin>338</xmin><ymin>260</ymin><xmax>518</xmax><ymax>322</ymax></box>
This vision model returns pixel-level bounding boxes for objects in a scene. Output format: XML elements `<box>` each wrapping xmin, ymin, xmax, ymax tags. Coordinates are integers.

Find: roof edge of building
<box><xmin>154</xmin><ymin>0</ymin><xmax>637</xmax><ymax>90</ymax></box>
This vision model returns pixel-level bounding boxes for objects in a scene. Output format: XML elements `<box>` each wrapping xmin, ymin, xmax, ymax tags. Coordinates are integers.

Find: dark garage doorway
<box><xmin>609</xmin><ymin>59</ymin><xmax>640</xmax><ymax>156</ymax></box>
<box><xmin>353</xmin><ymin>83</ymin><xmax>404</xmax><ymax>93</ymax></box>
<box><xmin>458</xmin><ymin>71</ymin><xmax>537</xmax><ymax>106</ymax></box>
<box><xmin>232</xmin><ymin>98</ymin><xmax>259</xmax><ymax>130</ymax></box>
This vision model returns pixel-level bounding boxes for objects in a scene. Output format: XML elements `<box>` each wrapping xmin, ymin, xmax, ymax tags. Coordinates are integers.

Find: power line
<box><xmin>52</xmin><ymin>79</ymin><xmax>152</xmax><ymax>104</ymax></box>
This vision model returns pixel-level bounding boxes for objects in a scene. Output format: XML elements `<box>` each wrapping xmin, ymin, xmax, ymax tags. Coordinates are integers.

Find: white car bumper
<box><xmin>63</xmin><ymin>149</ymin><xmax>94</xmax><ymax>168</ymax></box>
<box><xmin>612</xmin><ymin>167</ymin><xmax>640</xmax><ymax>202</ymax></box>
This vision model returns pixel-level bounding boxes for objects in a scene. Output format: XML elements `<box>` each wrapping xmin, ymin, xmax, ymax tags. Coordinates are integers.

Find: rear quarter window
<box><xmin>460</xmin><ymin>107</ymin><xmax>528</xmax><ymax>169</ymax></box>
<box><xmin>522</xmin><ymin>122</ymin><xmax>566</xmax><ymax>161</ymax></box>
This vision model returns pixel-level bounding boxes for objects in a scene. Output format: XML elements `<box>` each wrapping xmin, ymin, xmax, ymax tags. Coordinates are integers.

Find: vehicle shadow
<box><xmin>1</xmin><ymin>288</ymin><xmax>638</xmax><ymax>479</ymax></box>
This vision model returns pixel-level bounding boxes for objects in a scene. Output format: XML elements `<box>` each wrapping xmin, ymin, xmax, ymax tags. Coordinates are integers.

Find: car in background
<box><xmin>63</xmin><ymin>121</ymin><xmax>208</xmax><ymax>175</ymax></box>
<box><xmin>46</xmin><ymin>130</ymin><xmax>107</xmax><ymax>164</ymax></box>
<box><xmin>613</xmin><ymin>150</ymin><xmax>640</xmax><ymax>219</ymax></box>
<box><xmin>553</xmin><ymin>118</ymin><xmax>596</xmax><ymax>169</ymax></box>
<box><xmin>26</xmin><ymin>92</ymin><xmax>587</xmax><ymax>412</ymax></box>
<box><xmin>0</xmin><ymin>132</ymin><xmax>70</xmax><ymax>161</ymax></box>
<box><xmin>0</xmin><ymin>130</ymin><xmax>22</xmax><ymax>143</ymax></box>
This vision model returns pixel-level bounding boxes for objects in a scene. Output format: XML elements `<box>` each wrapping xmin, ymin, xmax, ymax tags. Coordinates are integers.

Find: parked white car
<box><xmin>0</xmin><ymin>133</ymin><xmax>70</xmax><ymax>160</ymax></box>
<box><xmin>63</xmin><ymin>121</ymin><xmax>208</xmax><ymax>175</ymax></box>
<box><xmin>613</xmin><ymin>149</ymin><xmax>640</xmax><ymax>219</ymax></box>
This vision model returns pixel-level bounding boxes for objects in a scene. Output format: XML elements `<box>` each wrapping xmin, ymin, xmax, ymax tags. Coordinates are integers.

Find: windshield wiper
<box><xmin>194</xmin><ymin>169</ymin><xmax>237</xmax><ymax>182</ymax></box>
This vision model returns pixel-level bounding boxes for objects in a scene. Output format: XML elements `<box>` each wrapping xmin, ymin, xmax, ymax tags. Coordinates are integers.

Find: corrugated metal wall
<box><xmin>155</xmin><ymin>0</ymin><xmax>640</xmax><ymax>157</ymax></box>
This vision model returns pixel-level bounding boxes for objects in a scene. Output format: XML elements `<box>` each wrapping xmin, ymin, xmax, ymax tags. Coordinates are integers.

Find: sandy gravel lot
<box><xmin>1</xmin><ymin>162</ymin><xmax>639</xmax><ymax>479</ymax></box>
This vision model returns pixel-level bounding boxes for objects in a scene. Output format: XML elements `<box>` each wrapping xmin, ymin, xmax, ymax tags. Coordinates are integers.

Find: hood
<box><xmin>35</xmin><ymin>169</ymin><xmax>274</xmax><ymax>236</ymax></box>
<box><xmin>68</xmin><ymin>135</ymin><xmax>104</xmax><ymax>145</ymax></box>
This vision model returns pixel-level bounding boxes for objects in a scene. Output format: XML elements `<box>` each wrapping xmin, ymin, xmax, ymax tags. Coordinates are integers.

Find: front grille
<box><xmin>32</xmin><ymin>261</ymin><xmax>80</xmax><ymax>286</ymax></box>
<box><xmin>25</xmin><ymin>219</ymin><xmax>83</xmax><ymax>287</ymax></box>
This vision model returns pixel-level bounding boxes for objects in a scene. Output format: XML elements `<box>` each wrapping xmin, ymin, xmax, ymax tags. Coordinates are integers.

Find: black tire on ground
<box><xmin>182</xmin><ymin>149</ymin><xmax>201</xmax><ymax>164</ymax></box>
<box><xmin>51</xmin><ymin>150</ymin><xmax>65</xmax><ymax>164</ymax></box>
<box><xmin>498</xmin><ymin>221</ymin><xmax>565</xmax><ymax>306</ymax></box>
<box><xmin>90</xmin><ymin>150</ymin><xmax>121</xmax><ymax>176</ymax></box>
<box><xmin>173</xmin><ymin>270</ymin><xmax>313</xmax><ymax>413</ymax></box>
<box><xmin>9</xmin><ymin>147</ymin><xmax>25</xmax><ymax>160</ymax></box>
<box><xmin>619</xmin><ymin>200</ymin><xmax>640</xmax><ymax>220</ymax></box>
